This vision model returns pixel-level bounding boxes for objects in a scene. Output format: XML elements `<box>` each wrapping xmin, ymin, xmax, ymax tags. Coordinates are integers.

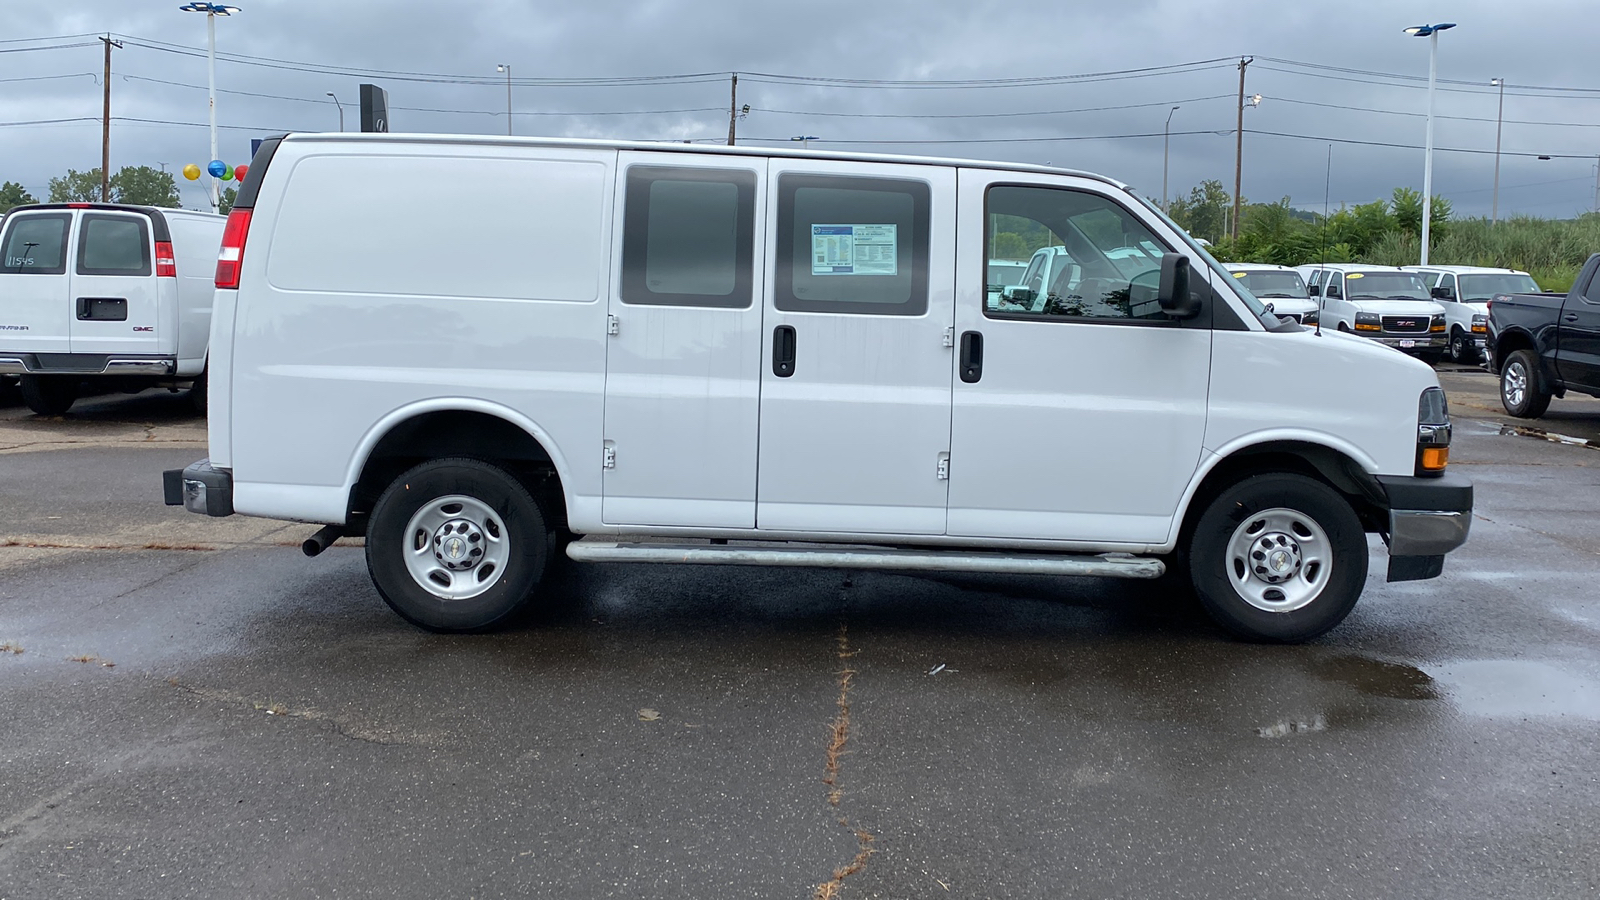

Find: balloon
<box><xmin>233</xmin><ymin>164</ymin><xmax>248</xmax><ymax>182</ymax></box>
<box><xmin>207</xmin><ymin>159</ymin><xmax>226</xmax><ymax>178</ymax></box>
<box><xmin>182</xmin><ymin>163</ymin><xmax>201</xmax><ymax>181</ymax></box>
<box><xmin>220</xmin><ymin>165</ymin><xmax>235</xmax><ymax>182</ymax></box>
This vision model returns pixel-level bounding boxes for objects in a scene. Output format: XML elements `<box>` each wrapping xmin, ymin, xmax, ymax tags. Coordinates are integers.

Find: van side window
<box><xmin>1</xmin><ymin>214</ymin><xmax>70</xmax><ymax>275</ymax></box>
<box><xmin>985</xmin><ymin>185</ymin><xmax>1171</xmax><ymax>322</ymax></box>
<box><xmin>775</xmin><ymin>174</ymin><xmax>929</xmax><ymax>315</ymax></box>
<box><xmin>77</xmin><ymin>214</ymin><xmax>151</xmax><ymax>276</ymax></box>
<box><xmin>620</xmin><ymin>166</ymin><xmax>755</xmax><ymax>308</ymax></box>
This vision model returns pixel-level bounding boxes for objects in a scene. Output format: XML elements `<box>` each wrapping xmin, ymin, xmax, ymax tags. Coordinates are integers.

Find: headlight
<box><xmin>1303</xmin><ymin>309</ymin><xmax>1319</xmax><ymax>325</ymax></box>
<box><xmin>1417</xmin><ymin>387</ymin><xmax>1451</xmax><ymax>475</ymax></box>
<box><xmin>1355</xmin><ymin>311</ymin><xmax>1381</xmax><ymax>332</ymax></box>
<box><xmin>1472</xmin><ymin>313</ymin><xmax>1487</xmax><ymax>333</ymax></box>
<box><xmin>1430</xmin><ymin>314</ymin><xmax>1446</xmax><ymax>333</ymax></box>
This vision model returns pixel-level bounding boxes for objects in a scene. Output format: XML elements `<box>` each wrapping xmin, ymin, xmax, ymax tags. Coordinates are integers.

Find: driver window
<box><xmin>984</xmin><ymin>185</ymin><xmax>1171</xmax><ymax>322</ymax></box>
<box><xmin>1327</xmin><ymin>275</ymin><xmax>1343</xmax><ymax>298</ymax></box>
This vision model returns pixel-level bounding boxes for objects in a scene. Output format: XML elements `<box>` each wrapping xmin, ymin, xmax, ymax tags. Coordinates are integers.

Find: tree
<box><xmin>0</xmin><ymin>181</ymin><xmax>36</xmax><ymax>214</ymax></box>
<box><xmin>110</xmin><ymin>165</ymin><xmax>180</xmax><ymax>207</ymax></box>
<box><xmin>1167</xmin><ymin>179</ymin><xmax>1234</xmax><ymax>244</ymax></box>
<box><xmin>219</xmin><ymin>186</ymin><xmax>237</xmax><ymax>216</ymax></box>
<box><xmin>48</xmin><ymin>168</ymin><xmax>104</xmax><ymax>203</ymax></box>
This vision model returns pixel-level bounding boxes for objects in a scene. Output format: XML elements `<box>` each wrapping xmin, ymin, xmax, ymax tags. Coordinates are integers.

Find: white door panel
<box><xmin>756</xmin><ymin>161</ymin><xmax>957</xmax><ymax>535</ymax></box>
<box><xmin>602</xmin><ymin>152</ymin><xmax>766</xmax><ymax>528</ymax></box>
<box><xmin>948</xmin><ymin>170</ymin><xmax>1212</xmax><ymax>545</ymax></box>
<box><xmin>0</xmin><ymin>212</ymin><xmax>74</xmax><ymax>353</ymax></box>
<box><xmin>69</xmin><ymin>212</ymin><xmax>162</xmax><ymax>356</ymax></box>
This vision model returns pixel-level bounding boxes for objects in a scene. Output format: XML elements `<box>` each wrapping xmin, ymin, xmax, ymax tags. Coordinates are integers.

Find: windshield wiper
<box><xmin>1257</xmin><ymin>293</ymin><xmax>1299</xmax><ymax>299</ymax></box>
<box><xmin>1387</xmin><ymin>295</ymin><xmax>1427</xmax><ymax>301</ymax></box>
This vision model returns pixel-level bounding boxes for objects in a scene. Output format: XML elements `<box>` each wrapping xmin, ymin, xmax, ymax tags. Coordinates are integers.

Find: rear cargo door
<box><xmin>0</xmin><ymin>211</ymin><xmax>74</xmax><ymax>353</ymax></box>
<box><xmin>68</xmin><ymin>211</ymin><xmax>161</xmax><ymax>356</ymax></box>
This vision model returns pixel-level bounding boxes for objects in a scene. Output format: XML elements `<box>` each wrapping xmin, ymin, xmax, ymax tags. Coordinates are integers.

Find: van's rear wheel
<box><xmin>19</xmin><ymin>375</ymin><xmax>78</xmax><ymax>416</ymax></box>
<box><xmin>1187</xmin><ymin>473</ymin><xmax>1367</xmax><ymax>643</ymax></box>
<box><xmin>366</xmin><ymin>458</ymin><xmax>548</xmax><ymax>632</ymax></box>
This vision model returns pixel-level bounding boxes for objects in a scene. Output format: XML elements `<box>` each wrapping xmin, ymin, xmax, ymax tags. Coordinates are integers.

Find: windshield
<box><xmin>1232</xmin><ymin>270</ymin><xmax>1308</xmax><ymax>299</ymax></box>
<box><xmin>1459</xmin><ymin>273</ymin><xmax>1540</xmax><ymax>301</ymax></box>
<box><xmin>1344</xmin><ymin>271</ymin><xmax>1431</xmax><ymax>301</ymax></box>
<box><xmin>1129</xmin><ymin>192</ymin><xmax>1269</xmax><ymax>318</ymax></box>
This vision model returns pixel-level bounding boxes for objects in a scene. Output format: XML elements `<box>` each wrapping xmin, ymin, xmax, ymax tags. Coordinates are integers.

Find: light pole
<box><xmin>1405</xmin><ymin>22</ymin><xmax>1456</xmax><ymax>265</ymax></box>
<box><xmin>1490</xmin><ymin>77</ymin><xmax>1504</xmax><ymax>224</ymax></box>
<box><xmin>496</xmin><ymin>64</ymin><xmax>512</xmax><ymax>136</ymax></box>
<box><xmin>179</xmin><ymin>2</ymin><xmax>239</xmax><ymax>214</ymax></box>
<box><xmin>325</xmin><ymin>92</ymin><xmax>344</xmax><ymax>132</ymax></box>
<box><xmin>1162</xmin><ymin>105</ymin><xmax>1179</xmax><ymax>213</ymax></box>
<box><xmin>789</xmin><ymin>135</ymin><xmax>818</xmax><ymax>150</ymax></box>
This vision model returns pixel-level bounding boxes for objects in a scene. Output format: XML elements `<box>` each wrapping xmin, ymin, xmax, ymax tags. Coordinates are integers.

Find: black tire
<box><xmin>1187</xmin><ymin>473</ymin><xmax>1368</xmax><ymax>643</ymax></box>
<box><xmin>19</xmin><ymin>375</ymin><xmax>78</xmax><ymax>416</ymax></box>
<box><xmin>1447</xmin><ymin>327</ymin><xmax>1478</xmax><ymax>364</ymax></box>
<box><xmin>0</xmin><ymin>376</ymin><xmax>19</xmax><ymax>406</ymax></box>
<box><xmin>365</xmin><ymin>457</ymin><xmax>549</xmax><ymax>632</ymax></box>
<box><xmin>1499</xmin><ymin>348</ymin><xmax>1551</xmax><ymax>419</ymax></box>
<box><xmin>189</xmin><ymin>367</ymin><xmax>208</xmax><ymax>416</ymax></box>
<box><xmin>1336</xmin><ymin>322</ymin><xmax>1352</xmax><ymax>333</ymax></box>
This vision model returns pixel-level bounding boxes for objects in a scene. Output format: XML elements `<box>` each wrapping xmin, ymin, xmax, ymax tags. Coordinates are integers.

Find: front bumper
<box><xmin>163</xmin><ymin>459</ymin><xmax>234</xmax><ymax>517</ymax></box>
<box><xmin>1359</xmin><ymin>334</ymin><xmax>1447</xmax><ymax>351</ymax></box>
<box><xmin>1376</xmin><ymin>472</ymin><xmax>1473</xmax><ymax>581</ymax></box>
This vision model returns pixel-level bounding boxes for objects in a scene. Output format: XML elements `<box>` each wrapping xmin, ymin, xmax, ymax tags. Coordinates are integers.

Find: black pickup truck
<box><xmin>1486</xmin><ymin>253</ymin><xmax>1600</xmax><ymax>418</ymax></box>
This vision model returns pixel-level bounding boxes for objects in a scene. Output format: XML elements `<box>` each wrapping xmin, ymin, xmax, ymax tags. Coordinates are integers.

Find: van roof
<box><xmin>1401</xmin><ymin>264</ymin><xmax>1529</xmax><ymax>276</ymax></box>
<box><xmin>1298</xmin><ymin>263</ymin><xmax>1411</xmax><ymax>273</ymax></box>
<box><xmin>1223</xmin><ymin>263</ymin><xmax>1297</xmax><ymax>272</ymax></box>
<box><xmin>277</xmin><ymin>132</ymin><xmax>1129</xmax><ymax>190</ymax></box>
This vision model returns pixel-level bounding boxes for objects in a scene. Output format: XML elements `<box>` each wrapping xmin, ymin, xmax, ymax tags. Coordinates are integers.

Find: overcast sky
<box><xmin>3</xmin><ymin>0</ymin><xmax>1598</xmax><ymax>218</ymax></box>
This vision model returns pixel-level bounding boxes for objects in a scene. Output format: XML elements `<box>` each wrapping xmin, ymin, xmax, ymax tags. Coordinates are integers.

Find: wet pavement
<box><xmin>2</xmin><ymin>385</ymin><xmax>1598</xmax><ymax>898</ymax></box>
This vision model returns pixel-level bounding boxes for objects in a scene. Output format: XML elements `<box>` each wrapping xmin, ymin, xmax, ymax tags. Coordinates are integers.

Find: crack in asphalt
<box><xmin>813</xmin><ymin>599</ymin><xmax>877</xmax><ymax>900</ymax></box>
<box><xmin>166</xmin><ymin>679</ymin><xmax>450</xmax><ymax>748</ymax></box>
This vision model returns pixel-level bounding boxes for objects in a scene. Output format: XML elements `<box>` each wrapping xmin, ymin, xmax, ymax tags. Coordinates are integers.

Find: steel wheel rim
<box><xmin>402</xmin><ymin>494</ymin><xmax>509</xmax><ymax>600</ymax></box>
<box><xmin>1225</xmin><ymin>507</ymin><xmax>1332</xmax><ymax>613</ymax></box>
<box><xmin>1504</xmin><ymin>361</ymin><xmax>1528</xmax><ymax>409</ymax></box>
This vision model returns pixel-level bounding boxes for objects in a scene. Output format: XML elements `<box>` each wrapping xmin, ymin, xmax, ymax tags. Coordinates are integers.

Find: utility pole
<box><xmin>727</xmin><ymin>73</ymin><xmax>738</xmax><ymax>145</ymax></box>
<box><xmin>1491</xmin><ymin>77</ymin><xmax>1504</xmax><ymax>224</ymax></box>
<box><xmin>99</xmin><ymin>35</ymin><xmax>121</xmax><ymax>202</ymax></box>
<box><xmin>1232</xmin><ymin>56</ymin><xmax>1251</xmax><ymax>242</ymax></box>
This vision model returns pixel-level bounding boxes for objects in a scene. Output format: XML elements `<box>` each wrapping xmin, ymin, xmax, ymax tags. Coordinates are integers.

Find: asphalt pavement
<box><xmin>1</xmin><ymin>377</ymin><xmax>1598</xmax><ymax>899</ymax></box>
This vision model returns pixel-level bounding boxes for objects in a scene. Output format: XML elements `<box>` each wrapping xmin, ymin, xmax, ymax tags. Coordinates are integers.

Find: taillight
<box><xmin>215</xmin><ymin>208</ymin><xmax>252</xmax><ymax>289</ymax></box>
<box><xmin>155</xmin><ymin>241</ymin><xmax>177</xmax><ymax>278</ymax></box>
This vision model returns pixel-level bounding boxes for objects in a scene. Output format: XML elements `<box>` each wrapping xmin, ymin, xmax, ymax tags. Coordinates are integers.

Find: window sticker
<box><xmin>1347</xmin><ymin>272</ymin><xmax>1365</xmax><ymax>279</ymax></box>
<box><xmin>1232</xmin><ymin>271</ymin><xmax>1248</xmax><ymax>278</ymax></box>
<box><xmin>811</xmin><ymin>224</ymin><xmax>897</xmax><ymax>276</ymax></box>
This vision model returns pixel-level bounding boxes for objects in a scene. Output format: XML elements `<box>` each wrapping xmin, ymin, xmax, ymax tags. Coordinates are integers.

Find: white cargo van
<box><xmin>1403</xmin><ymin>265</ymin><xmax>1539</xmax><ymax>363</ymax></box>
<box><xmin>1222</xmin><ymin>263</ymin><xmax>1318</xmax><ymax>325</ymax></box>
<box><xmin>166</xmin><ymin>134</ymin><xmax>1472</xmax><ymax>642</ymax></box>
<box><xmin>0</xmin><ymin>203</ymin><xmax>224</xmax><ymax>415</ymax></box>
<box><xmin>1298</xmin><ymin>263</ymin><xmax>1448</xmax><ymax>359</ymax></box>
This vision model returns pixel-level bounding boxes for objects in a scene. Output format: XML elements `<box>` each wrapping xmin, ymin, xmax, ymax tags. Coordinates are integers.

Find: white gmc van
<box><xmin>0</xmin><ymin>203</ymin><xmax>225</xmax><ymax>415</ymax></box>
<box><xmin>166</xmin><ymin>134</ymin><xmax>1472</xmax><ymax>642</ymax></box>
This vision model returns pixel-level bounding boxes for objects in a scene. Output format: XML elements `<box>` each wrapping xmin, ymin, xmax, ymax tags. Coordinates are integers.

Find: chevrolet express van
<box><xmin>166</xmin><ymin>134</ymin><xmax>1472</xmax><ymax>642</ymax></box>
<box><xmin>0</xmin><ymin>203</ymin><xmax>225</xmax><ymax>415</ymax></box>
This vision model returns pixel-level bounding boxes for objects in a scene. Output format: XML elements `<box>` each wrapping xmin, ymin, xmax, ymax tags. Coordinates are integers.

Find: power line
<box><xmin>759</xmin><ymin>94</ymin><xmax>1233</xmax><ymax>119</ymax></box>
<box><xmin>1257</xmin><ymin>56</ymin><xmax>1600</xmax><ymax>95</ymax></box>
<box><xmin>0</xmin><ymin>73</ymin><xmax>96</xmax><ymax>85</ymax></box>
<box><xmin>1269</xmin><ymin>95</ymin><xmax>1600</xmax><ymax>128</ymax></box>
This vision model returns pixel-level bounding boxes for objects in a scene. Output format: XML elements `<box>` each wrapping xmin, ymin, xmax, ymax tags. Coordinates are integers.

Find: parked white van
<box><xmin>1297</xmin><ymin>263</ymin><xmax>1447</xmax><ymax>358</ymax></box>
<box><xmin>1221</xmin><ymin>263</ymin><xmax>1318</xmax><ymax>325</ymax></box>
<box><xmin>1403</xmin><ymin>265</ymin><xmax>1539</xmax><ymax>363</ymax></box>
<box><xmin>0</xmin><ymin>203</ymin><xmax>225</xmax><ymax>415</ymax></box>
<box><xmin>166</xmin><ymin>134</ymin><xmax>1472</xmax><ymax>642</ymax></box>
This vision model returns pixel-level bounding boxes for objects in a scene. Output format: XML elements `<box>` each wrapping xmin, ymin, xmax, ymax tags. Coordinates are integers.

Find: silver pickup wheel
<box><xmin>1187</xmin><ymin>473</ymin><xmax>1367</xmax><ymax>642</ymax></box>
<box><xmin>1499</xmin><ymin>349</ymin><xmax>1551</xmax><ymax>418</ymax></box>
<box><xmin>366</xmin><ymin>457</ymin><xmax>548</xmax><ymax>632</ymax></box>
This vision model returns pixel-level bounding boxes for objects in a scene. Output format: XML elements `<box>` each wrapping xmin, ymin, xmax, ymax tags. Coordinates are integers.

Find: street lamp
<box><xmin>325</xmin><ymin>91</ymin><xmax>344</xmax><ymax>132</ymax></box>
<box><xmin>1490</xmin><ymin>78</ymin><xmax>1504</xmax><ymax>224</ymax></box>
<box><xmin>789</xmin><ymin>135</ymin><xmax>818</xmax><ymax>149</ymax></box>
<box><xmin>1404</xmin><ymin>22</ymin><xmax>1456</xmax><ymax>264</ymax></box>
<box><xmin>1162</xmin><ymin>105</ymin><xmax>1179</xmax><ymax>213</ymax></box>
<box><xmin>496</xmin><ymin>64</ymin><xmax>512</xmax><ymax>136</ymax></box>
<box><xmin>178</xmin><ymin>2</ymin><xmax>239</xmax><ymax>214</ymax></box>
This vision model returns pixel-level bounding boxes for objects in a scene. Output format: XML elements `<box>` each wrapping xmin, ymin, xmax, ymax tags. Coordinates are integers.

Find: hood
<box><xmin>1345</xmin><ymin>298</ymin><xmax>1444</xmax><ymax>317</ymax></box>
<box><xmin>1262</xmin><ymin>297</ymin><xmax>1318</xmax><ymax>317</ymax></box>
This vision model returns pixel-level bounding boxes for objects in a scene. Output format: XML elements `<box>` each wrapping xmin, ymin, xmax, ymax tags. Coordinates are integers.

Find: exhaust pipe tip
<box><xmin>302</xmin><ymin>524</ymin><xmax>345</xmax><ymax>557</ymax></box>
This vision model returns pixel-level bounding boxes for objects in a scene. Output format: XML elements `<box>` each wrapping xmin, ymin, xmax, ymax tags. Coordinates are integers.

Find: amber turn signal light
<box><xmin>1420</xmin><ymin>446</ymin><xmax>1449</xmax><ymax>471</ymax></box>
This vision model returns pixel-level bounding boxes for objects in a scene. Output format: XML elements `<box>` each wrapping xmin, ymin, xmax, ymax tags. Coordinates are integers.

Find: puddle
<box><xmin>1497</xmin><ymin>424</ymin><xmax>1598</xmax><ymax>450</ymax></box>
<box><xmin>1425</xmin><ymin>659</ymin><xmax>1600</xmax><ymax>720</ymax></box>
<box><xmin>1314</xmin><ymin>655</ymin><xmax>1437</xmax><ymax>700</ymax></box>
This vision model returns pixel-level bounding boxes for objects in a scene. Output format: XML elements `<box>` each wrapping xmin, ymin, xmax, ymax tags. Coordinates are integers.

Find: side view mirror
<box><xmin>1326</xmin><ymin>286</ymin><xmax>1342</xmax><ymax>299</ymax></box>
<box><xmin>1307</xmin><ymin>284</ymin><xmax>1321</xmax><ymax>297</ymax></box>
<box><xmin>1431</xmin><ymin>286</ymin><xmax>1454</xmax><ymax>300</ymax></box>
<box><xmin>1002</xmin><ymin>285</ymin><xmax>1035</xmax><ymax>304</ymax></box>
<box><xmin>1158</xmin><ymin>254</ymin><xmax>1201</xmax><ymax>319</ymax></box>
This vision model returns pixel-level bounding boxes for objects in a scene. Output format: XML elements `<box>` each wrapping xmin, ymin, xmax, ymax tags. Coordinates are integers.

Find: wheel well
<box><xmin>1492</xmin><ymin>329</ymin><xmax>1535</xmax><ymax>374</ymax></box>
<box><xmin>1179</xmin><ymin>442</ymin><xmax>1388</xmax><ymax>546</ymax></box>
<box><xmin>348</xmin><ymin>410</ymin><xmax>568</xmax><ymax>536</ymax></box>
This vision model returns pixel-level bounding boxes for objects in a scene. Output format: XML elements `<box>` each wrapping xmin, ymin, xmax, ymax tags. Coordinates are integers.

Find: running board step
<box><xmin>564</xmin><ymin>541</ymin><xmax>1165</xmax><ymax>579</ymax></box>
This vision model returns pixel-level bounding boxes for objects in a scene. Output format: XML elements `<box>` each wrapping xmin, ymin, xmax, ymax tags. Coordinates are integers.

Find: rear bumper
<box><xmin>1376</xmin><ymin>472</ymin><xmax>1473</xmax><ymax>580</ymax></box>
<box><xmin>0</xmin><ymin>352</ymin><xmax>175</xmax><ymax>376</ymax></box>
<box><xmin>163</xmin><ymin>459</ymin><xmax>234</xmax><ymax>517</ymax></box>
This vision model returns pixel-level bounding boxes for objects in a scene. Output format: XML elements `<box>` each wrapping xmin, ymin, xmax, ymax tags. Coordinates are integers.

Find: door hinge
<box><xmin>607</xmin><ymin>314</ymin><xmax>620</xmax><ymax>336</ymax></box>
<box><xmin>603</xmin><ymin>443</ymin><xmax>616</xmax><ymax>469</ymax></box>
<box><xmin>943</xmin><ymin>326</ymin><xmax>955</xmax><ymax>348</ymax></box>
<box><xmin>936</xmin><ymin>452</ymin><xmax>950</xmax><ymax>481</ymax></box>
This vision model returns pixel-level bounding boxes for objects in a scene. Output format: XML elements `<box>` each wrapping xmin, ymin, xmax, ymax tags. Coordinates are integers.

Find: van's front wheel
<box><xmin>1187</xmin><ymin>473</ymin><xmax>1367</xmax><ymax>642</ymax></box>
<box><xmin>366</xmin><ymin>458</ymin><xmax>548</xmax><ymax>632</ymax></box>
